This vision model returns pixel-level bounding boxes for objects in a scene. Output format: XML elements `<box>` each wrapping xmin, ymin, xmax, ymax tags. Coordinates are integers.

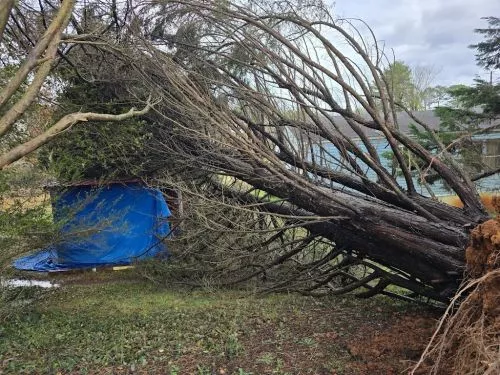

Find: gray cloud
<box><xmin>334</xmin><ymin>0</ymin><xmax>500</xmax><ymax>85</ymax></box>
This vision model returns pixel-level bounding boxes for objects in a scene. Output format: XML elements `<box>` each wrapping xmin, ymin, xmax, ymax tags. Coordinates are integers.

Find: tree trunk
<box><xmin>216</xmin><ymin>170</ymin><xmax>472</xmax><ymax>301</ymax></box>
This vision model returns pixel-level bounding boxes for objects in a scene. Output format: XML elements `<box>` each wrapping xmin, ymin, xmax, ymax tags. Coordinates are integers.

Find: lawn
<box><xmin>0</xmin><ymin>273</ymin><xmax>439</xmax><ymax>374</ymax></box>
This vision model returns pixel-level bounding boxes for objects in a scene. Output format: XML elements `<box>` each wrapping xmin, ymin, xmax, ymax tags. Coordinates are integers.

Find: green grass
<box><xmin>0</xmin><ymin>277</ymin><xmax>430</xmax><ymax>374</ymax></box>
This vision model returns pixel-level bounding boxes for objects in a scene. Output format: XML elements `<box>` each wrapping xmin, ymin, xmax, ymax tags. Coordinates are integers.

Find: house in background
<box><xmin>312</xmin><ymin>110</ymin><xmax>500</xmax><ymax>197</ymax></box>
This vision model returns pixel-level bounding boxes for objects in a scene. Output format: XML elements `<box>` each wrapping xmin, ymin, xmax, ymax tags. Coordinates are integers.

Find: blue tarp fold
<box><xmin>13</xmin><ymin>183</ymin><xmax>171</xmax><ymax>272</ymax></box>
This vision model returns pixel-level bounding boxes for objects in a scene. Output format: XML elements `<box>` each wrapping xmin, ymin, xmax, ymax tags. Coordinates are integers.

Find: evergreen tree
<box><xmin>471</xmin><ymin>16</ymin><xmax>500</xmax><ymax>70</ymax></box>
<box><xmin>413</xmin><ymin>16</ymin><xmax>500</xmax><ymax>185</ymax></box>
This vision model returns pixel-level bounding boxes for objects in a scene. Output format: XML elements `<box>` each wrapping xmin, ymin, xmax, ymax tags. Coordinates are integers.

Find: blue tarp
<box><xmin>13</xmin><ymin>182</ymin><xmax>171</xmax><ymax>272</ymax></box>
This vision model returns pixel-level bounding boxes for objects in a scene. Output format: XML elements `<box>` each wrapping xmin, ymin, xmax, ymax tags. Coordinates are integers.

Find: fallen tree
<box><xmin>125</xmin><ymin>0</ymin><xmax>498</xmax><ymax>301</ymax></box>
<box><xmin>3</xmin><ymin>0</ymin><xmax>500</xmax><ymax>303</ymax></box>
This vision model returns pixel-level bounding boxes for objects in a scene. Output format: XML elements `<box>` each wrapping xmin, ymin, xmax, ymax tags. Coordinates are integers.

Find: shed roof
<box><xmin>44</xmin><ymin>178</ymin><xmax>144</xmax><ymax>190</ymax></box>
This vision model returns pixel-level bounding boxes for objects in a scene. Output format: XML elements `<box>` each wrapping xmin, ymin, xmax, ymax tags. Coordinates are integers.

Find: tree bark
<box><xmin>0</xmin><ymin>0</ymin><xmax>14</xmax><ymax>43</ymax></box>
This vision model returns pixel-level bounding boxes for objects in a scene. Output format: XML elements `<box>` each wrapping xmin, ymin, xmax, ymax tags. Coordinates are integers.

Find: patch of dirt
<box><xmin>344</xmin><ymin>314</ymin><xmax>438</xmax><ymax>375</ymax></box>
<box><xmin>178</xmin><ymin>306</ymin><xmax>439</xmax><ymax>375</ymax></box>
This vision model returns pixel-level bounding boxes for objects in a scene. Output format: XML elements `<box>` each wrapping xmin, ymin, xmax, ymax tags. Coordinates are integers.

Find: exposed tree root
<box><xmin>412</xmin><ymin>216</ymin><xmax>500</xmax><ymax>375</ymax></box>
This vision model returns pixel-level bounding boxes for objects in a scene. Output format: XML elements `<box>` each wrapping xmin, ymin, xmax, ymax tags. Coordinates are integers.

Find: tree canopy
<box><xmin>382</xmin><ymin>61</ymin><xmax>414</xmax><ymax>108</ymax></box>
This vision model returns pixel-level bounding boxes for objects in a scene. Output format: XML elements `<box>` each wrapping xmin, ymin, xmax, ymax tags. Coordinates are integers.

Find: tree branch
<box><xmin>0</xmin><ymin>0</ymin><xmax>15</xmax><ymax>42</ymax></box>
<box><xmin>0</xmin><ymin>100</ymin><xmax>153</xmax><ymax>169</ymax></box>
<box><xmin>0</xmin><ymin>0</ymin><xmax>75</xmax><ymax>114</ymax></box>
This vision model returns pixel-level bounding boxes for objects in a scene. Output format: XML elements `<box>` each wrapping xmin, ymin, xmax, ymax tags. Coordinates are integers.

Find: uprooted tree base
<box><xmin>412</xmin><ymin>215</ymin><xmax>500</xmax><ymax>374</ymax></box>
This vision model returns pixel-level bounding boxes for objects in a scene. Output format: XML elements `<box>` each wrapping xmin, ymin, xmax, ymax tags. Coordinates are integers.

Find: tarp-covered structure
<box><xmin>13</xmin><ymin>181</ymin><xmax>171</xmax><ymax>272</ymax></box>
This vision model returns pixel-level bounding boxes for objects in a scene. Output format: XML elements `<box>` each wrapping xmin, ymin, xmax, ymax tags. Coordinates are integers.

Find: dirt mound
<box><xmin>413</xmin><ymin>217</ymin><xmax>500</xmax><ymax>375</ymax></box>
<box><xmin>346</xmin><ymin>315</ymin><xmax>438</xmax><ymax>375</ymax></box>
<box><xmin>466</xmin><ymin>218</ymin><xmax>500</xmax><ymax>328</ymax></box>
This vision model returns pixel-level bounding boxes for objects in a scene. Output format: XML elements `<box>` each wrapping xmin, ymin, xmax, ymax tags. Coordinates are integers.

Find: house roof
<box><xmin>322</xmin><ymin>109</ymin><xmax>496</xmax><ymax>140</ymax></box>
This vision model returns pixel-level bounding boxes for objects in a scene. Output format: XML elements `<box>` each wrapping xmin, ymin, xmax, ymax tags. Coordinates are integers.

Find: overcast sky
<box><xmin>333</xmin><ymin>0</ymin><xmax>500</xmax><ymax>86</ymax></box>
